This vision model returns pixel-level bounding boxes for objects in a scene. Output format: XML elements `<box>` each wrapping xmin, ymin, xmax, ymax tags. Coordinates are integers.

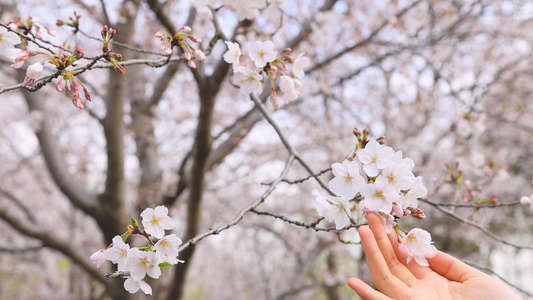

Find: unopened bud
<box><xmin>187</xmin><ymin>35</ymin><xmax>201</xmax><ymax>43</ymax></box>
<box><xmin>56</xmin><ymin>20</ymin><xmax>65</xmax><ymax>26</ymax></box>
<box><xmin>182</xmin><ymin>25</ymin><xmax>192</xmax><ymax>33</ymax></box>
<box><xmin>101</xmin><ymin>25</ymin><xmax>108</xmax><ymax>39</ymax></box>
<box><xmin>520</xmin><ymin>196</ymin><xmax>532</xmax><ymax>206</ymax></box>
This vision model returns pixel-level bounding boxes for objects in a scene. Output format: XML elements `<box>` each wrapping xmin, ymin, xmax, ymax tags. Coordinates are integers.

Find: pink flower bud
<box><xmin>154</xmin><ymin>31</ymin><xmax>166</xmax><ymax>39</ymax></box>
<box><xmin>90</xmin><ymin>250</ymin><xmax>106</xmax><ymax>267</ymax></box>
<box><xmin>56</xmin><ymin>79</ymin><xmax>63</xmax><ymax>92</ymax></box>
<box><xmin>392</xmin><ymin>203</ymin><xmax>404</xmax><ymax>218</ymax></box>
<box><xmin>187</xmin><ymin>60</ymin><xmax>196</xmax><ymax>69</ymax></box>
<box><xmin>72</xmin><ymin>96</ymin><xmax>84</xmax><ymax>109</ymax></box>
<box><xmin>83</xmin><ymin>87</ymin><xmax>92</xmax><ymax>102</ymax></box>
<box><xmin>183</xmin><ymin>48</ymin><xmax>191</xmax><ymax>61</ymax></box>
<box><xmin>182</xmin><ymin>26</ymin><xmax>192</xmax><ymax>33</ymax></box>
<box><xmin>194</xmin><ymin>49</ymin><xmax>206</xmax><ymax>60</ymax></box>
<box><xmin>187</xmin><ymin>35</ymin><xmax>201</xmax><ymax>43</ymax></box>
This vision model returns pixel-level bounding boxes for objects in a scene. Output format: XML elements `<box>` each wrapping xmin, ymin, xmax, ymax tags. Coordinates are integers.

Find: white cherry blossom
<box><xmin>103</xmin><ymin>235</ymin><xmax>131</xmax><ymax>271</ymax></box>
<box><xmin>154</xmin><ymin>234</ymin><xmax>183</xmax><ymax>264</ymax></box>
<box><xmin>293</xmin><ymin>53</ymin><xmax>310</xmax><ymax>79</ymax></box>
<box><xmin>140</xmin><ymin>205</ymin><xmax>175</xmax><ymax>239</ymax></box>
<box><xmin>0</xmin><ymin>27</ymin><xmax>21</xmax><ymax>56</ymax></box>
<box><xmin>328</xmin><ymin>160</ymin><xmax>365</xmax><ymax>200</ymax></box>
<box><xmin>398</xmin><ymin>228</ymin><xmax>437</xmax><ymax>266</ymax></box>
<box><xmin>126</xmin><ymin>248</ymin><xmax>161</xmax><ymax>281</ymax></box>
<box><xmin>223</xmin><ymin>41</ymin><xmax>241</xmax><ymax>69</ymax></box>
<box><xmin>279</xmin><ymin>75</ymin><xmax>300</xmax><ymax>101</ymax></box>
<box><xmin>356</xmin><ymin>138</ymin><xmax>395</xmax><ymax>177</ymax></box>
<box><xmin>359</xmin><ymin>179</ymin><xmax>399</xmax><ymax>214</ymax></box>
<box><xmin>378</xmin><ymin>162</ymin><xmax>415</xmax><ymax>192</ymax></box>
<box><xmin>124</xmin><ymin>277</ymin><xmax>152</xmax><ymax>295</ymax></box>
<box><xmin>399</xmin><ymin>176</ymin><xmax>427</xmax><ymax>208</ymax></box>
<box><xmin>234</xmin><ymin>66</ymin><xmax>263</xmax><ymax>95</ymax></box>
<box><xmin>313</xmin><ymin>189</ymin><xmax>352</xmax><ymax>230</ymax></box>
<box><xmin>249</xmin><ymin>40</ymin><xmax>277</xmax><ymax>68</ymax></box>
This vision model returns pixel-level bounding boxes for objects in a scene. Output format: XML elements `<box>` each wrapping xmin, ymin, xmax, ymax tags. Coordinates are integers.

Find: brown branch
<box><xmin>0</xmin><ymin>205</ymin><xmax>108</xmax><ymax>284</ymax></box>
<box><xmin>424</xmin><ymin>201</ymin><xmax>533</xmax><ymax>250</ymax></box>
<box><xmin>21</xmin><ymin>75</ymin><xmax>99</xmax><ymax>218</ymax></box>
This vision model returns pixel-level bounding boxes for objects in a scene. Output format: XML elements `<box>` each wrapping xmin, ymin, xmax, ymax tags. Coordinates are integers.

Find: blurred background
<box><xmin>0</xmin><ymin>0</ymin><xmax>532</xmax><ymax>299</ymax></box>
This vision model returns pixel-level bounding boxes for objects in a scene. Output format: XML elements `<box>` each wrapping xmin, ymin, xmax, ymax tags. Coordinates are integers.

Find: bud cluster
<box><xmin>56</xmin><ymin>10</ymin><xmax>82</xmax><ymax>34</ymax></box>
<box><xmin>154</xmin><ymin>26</ymin><xmax>206</xmax><ymax>68</ymax></box>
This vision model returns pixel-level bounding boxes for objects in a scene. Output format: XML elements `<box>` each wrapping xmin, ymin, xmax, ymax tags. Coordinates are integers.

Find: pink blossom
<box><xmin>194</xmin><ymin>49</ymin><xmax>206</xmax><ymax>60</ymax></box>
<box><xmin>23</xmin><ymin>61</ymin><xmax>45</xmax><ymax>87</ymax></box>
<box><xmin>90</xmin><ymin>250</ymin><xmax>106</xmax><ymax>268</ymax></box>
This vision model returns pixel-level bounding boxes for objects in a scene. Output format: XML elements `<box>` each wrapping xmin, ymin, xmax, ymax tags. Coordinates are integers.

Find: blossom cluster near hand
<box><xmin>313</xmin><ymin>129</ymin><xmax>437</xmax><ymax>266</ymax></box>
<box><xmin>90</xmin><ymin>206</ymin><xmax>183</xmax><ymax>295</ymax></box>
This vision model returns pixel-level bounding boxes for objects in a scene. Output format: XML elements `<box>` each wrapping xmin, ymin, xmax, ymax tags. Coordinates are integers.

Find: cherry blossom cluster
<box><xmin>223</xmin><ymin>40</ymin><xmax>310</xmax><ymax>109</ymax></box>
<box><xmin>192</xmin><ymin>0</ymin><xmax>287</xmax><ymax>21</ymax></box>
<box><xmin>154</xmin><ymin>26</ymin><xmax>206</xmax><ymax>68</ymax></box>
<box><xmin>1</xmin><ymin>14</ymin><xmax>125</xmax><ymax>109</ymax></box>
<box><xmin>313</xmin><ymin>129</ymin><xmax>437</xmax><ymax>266</ymax></box>
<box><xmin>90</xmin><ymin>206</ymin><xmax>183</xmax><ymax>295</ymax></box>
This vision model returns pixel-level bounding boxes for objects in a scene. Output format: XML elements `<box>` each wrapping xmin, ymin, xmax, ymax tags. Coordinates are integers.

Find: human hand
<box><xmin>347</xmin><ymin>212</ymin><xmax>523</xmax><ymax>300</ymax></box>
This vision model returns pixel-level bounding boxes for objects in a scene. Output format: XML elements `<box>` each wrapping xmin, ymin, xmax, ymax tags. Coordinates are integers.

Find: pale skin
<box><xmin>347</xmin><ymin>212</ymin><xmax>523</xmax><ymax>300</ymax></box>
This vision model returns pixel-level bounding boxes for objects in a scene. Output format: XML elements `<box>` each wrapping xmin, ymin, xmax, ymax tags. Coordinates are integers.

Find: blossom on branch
<box><xmin>0</xmin><ymin>26</ymin><xmax>21</xmax><ymax>56</ymax></box>
<box><xmin>90</xmin><ymin>249</ymin><xmax>106</xmax><ymax>268</ymax></box>
<box><xmin>22</xmin><ymin>61</ymin><xmax>45</xmax><ymax>87</ymax></box>
<box><xmin>124</xmin><ymin>277</ymin><xmax>152</xmax><ymax>295</ymax></box>
<box><xmin>154</xmin><ymin>234</ymin><xmax>183</xmax><ymax>264</ymax></box>
<box><xmin>234</xmin><ymin>66</ymin><xmax>263</xmax><ymax>95</ymax></box>
<box><xmin>126</xmin><ymin>248</ymin><xmax>161</xmax><ymax>281</ymax></box>
<box><xmin>293</xmin><ymin>53</ymin><xmax>310</xmax><ymax>79</ymax></box>
<box><xmin>313</xmin><ymin>189</ymin><xmax>353</xmax><ymax>230</ymax></box>
<box><xmin>140</xmin><ymin>205</ymin><xmax>175</xmax><ymax>239</ymax></box>
<box><xmin>249</xmin><ymin>40</ymin><xmax>277</xmax><ymax>68</ymax></box>
<box><xmin>104</xmin><ymin>235</ymin><xmax>131</xmax><ymax>271</ymax></box>
<box><xmin>328</xmin><ymin>160</ymin><xmax>365</xmax><ymax>200</ymax></box>
<box><xmin>357</xmin><ymin>138</ymin><xmax>395</xmax><ymax>177</ymax></box>
<box><xmin>223</xmin><ymin>41</ymin><xmax>241</xmax><ymax>69</ymax></box>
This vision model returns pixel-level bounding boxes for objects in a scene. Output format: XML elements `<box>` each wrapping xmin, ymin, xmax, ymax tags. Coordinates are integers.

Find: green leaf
<box><xmin>159</xmin><ymin>262</ymin><xmax>171</xmax><ymax>268</ymax></box>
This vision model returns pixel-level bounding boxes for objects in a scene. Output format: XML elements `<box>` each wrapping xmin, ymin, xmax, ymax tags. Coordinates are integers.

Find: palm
<box><xmin>347</xmin><ymin>213</ymin><xmax>522</xmax><ymax>300</ymax></box>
